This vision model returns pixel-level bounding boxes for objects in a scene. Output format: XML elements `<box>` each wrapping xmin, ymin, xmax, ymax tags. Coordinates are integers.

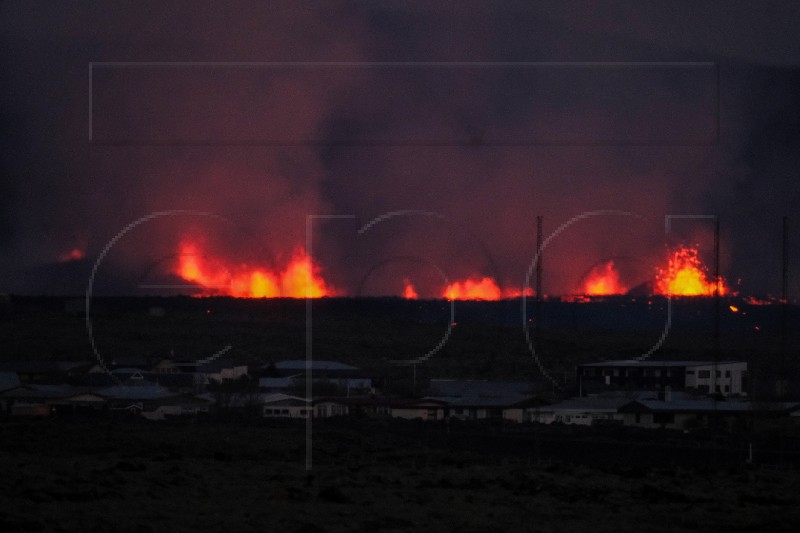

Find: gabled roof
<box><xmin>541</xmin><ymin>397</ymin><xmax>635</xmax><ymax>412</ymax></box>
<box><xmin>260</xmin><ymin>393</ymin><xmax>310</xmax><ymax>406</ymax></box>
<box><xmin>426</xmin><ymin>380</ymin><xmax>545</xmax><ymax>407</ymax></box>
<box><xmin>313</xmin><ymin>395</ymin><xmax>393</xmax><ymax>407</ymax></box>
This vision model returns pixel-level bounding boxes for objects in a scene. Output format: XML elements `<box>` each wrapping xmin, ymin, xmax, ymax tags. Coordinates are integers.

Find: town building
<box><xmin>577</xmin><ymin>360</ymin><xmax>748</xmax><ymax>397</ymax></box>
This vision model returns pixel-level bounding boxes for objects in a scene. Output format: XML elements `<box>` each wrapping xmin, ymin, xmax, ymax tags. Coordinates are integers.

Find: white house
<box><xmin>261</xmin><ymin>393</ymin><xmax>312</xmax><ymax>418</ymax></box>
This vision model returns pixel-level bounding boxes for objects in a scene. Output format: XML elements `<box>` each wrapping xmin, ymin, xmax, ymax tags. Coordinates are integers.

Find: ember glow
<box><xmin>176</xmin><ymin>242</ymin><xmax>331</xmax><ymax>298</ymax></box>
<box><xmin>441</xmin><ymin>278</ymin><xmax>532</xmax><ymax>300</ymax></box>
<box><xmin>443</xmin><ymin>277</ymin><xmax>502</xmax><ymax>300</ymax></box>
<box><xmin>582</xmin><ymin>260</ymin><xmax>627</xmax><ymax>296</ymax></box>
<box><xmin>654</xmin><ymin>246</ymin><xmax>728</xmax><ymax>297</ymax></box>
<box><xmin>59</xmin><ymin>248</ymin><xmax>85</xmax><ymax>262</ymax></box>
<box><xmin>402</xmin><ymin>279</ymin><xmax>418</xmax><ymax>299</ymax></box>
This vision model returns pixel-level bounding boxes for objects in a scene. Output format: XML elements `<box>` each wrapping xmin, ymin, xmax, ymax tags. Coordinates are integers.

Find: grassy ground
<box><xmin>1</xmin><ymin>418</ymin><xmax>799</xmax><ymax>533</ymax></box>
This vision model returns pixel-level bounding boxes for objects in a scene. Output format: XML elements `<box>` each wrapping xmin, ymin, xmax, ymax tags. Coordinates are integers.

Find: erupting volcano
<box><xmin>655</xmin><ymin>245</ymin><xmax>728</xmax><ymax>297</ymax></box>
<box><xmin>176</xmin><ymin>242</ymin><xmax>331</xmax><ymax>298</ymax></box>
<box><xmin>582</xmin><ymin>261</ymin><xmax>627</xmax><ymax>296</ymax></box>
<box><xmin>171</xmin><ymin>239</ymin><xmax>730</xmax><ymax>301</ymax></box>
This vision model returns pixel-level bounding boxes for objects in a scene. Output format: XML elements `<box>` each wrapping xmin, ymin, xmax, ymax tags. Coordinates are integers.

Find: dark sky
<box><xmin>2</xmin><ymin>1</ymin><xmax>800</xmax><ymax>297</ymax></box>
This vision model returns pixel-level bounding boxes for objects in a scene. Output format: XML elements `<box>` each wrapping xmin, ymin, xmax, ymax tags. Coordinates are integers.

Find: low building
<box><xmin>390</xmin><ymin>398</ymin><xmax>450</xmax><ymax>421</ymax></box>
<box><xmin>261</xmin><ymin>393</ymin><xmax>312</xmax><ymax>418</ymax></box>
<box><xmin>618</xmin><ymin>397</ymin><xmax>799</xmax><ymax>430</ymax></box>
<box><xmin>426</xmin><ymin>380</ymin><xmax>549</xmax><ymax>422</ymax></box>
<box><xmin>577</xmin><ymin>360</ymin><xmax>748</xmax><ymax>396</ymax></box>
<box><xmin>529</xmin><ymin>397</ymin><xmax>631</xmax><ymax>426</ymax></box>
<box><xmin>263</xmin><ymin>360</ymin><xmax>373</xmax><ymax>395</ymax></box>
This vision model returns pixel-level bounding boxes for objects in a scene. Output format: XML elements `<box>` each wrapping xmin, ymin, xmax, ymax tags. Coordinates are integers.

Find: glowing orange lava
<box><xmin>403</xmin><ymin>279</ymin><xmax>418</xmax><ymax>299</ymax></box>
<box><xmin>654</xmin><ymin>246</ymin><xmax>727</xmax><ymax>297</ymax></box>
<box><xmin>582</xmin><ymin>261</ymin><xmax>627</xmax><ymax>296</ymax></box>
<box><xmin>177</xmin><ymin>242</ymin><xmax>330</xmax><ymax>298</ymax></box>
<box><xmin>443</xmin><ymin>277</ymin><xmax>502</xmax><ymax>300</ymax></box>
<box><xmin>729</xmin><ymin>305</ymin><xmax>739</xmax><ymax>313</ymax></box>
<box><xmin>501</xmin><ymin>286</ymin><xmax>535</xmax><ymax>299</ymax></box>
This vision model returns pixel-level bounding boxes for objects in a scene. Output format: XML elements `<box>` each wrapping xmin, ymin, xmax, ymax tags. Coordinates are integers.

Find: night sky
<box><xmin>2</xmin><ymin>1</ymin><xmax>800</xmax><ymax>298</ymax></box>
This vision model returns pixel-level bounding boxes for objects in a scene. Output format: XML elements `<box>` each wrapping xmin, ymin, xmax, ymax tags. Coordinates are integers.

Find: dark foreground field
<box><xmin>2</xmin><ymin>419</ymin><xmax>800</xmax><ymax>533</ymax></box>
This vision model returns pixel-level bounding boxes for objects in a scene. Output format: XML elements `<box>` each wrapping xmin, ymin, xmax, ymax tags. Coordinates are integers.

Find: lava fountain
<box><xmin>582</xmin><ymin>260</ymin><xmax>627</xmax><ymax>296</ymax></box>
<box><xmin>176</xmin><ymin>241</ymin><xmax>331</xmax><ymax>298</ymax></box>
<box><xmin>654</xmin><ymin>245</ymin><xmax>728</xmax><ymax>297</ymax></box>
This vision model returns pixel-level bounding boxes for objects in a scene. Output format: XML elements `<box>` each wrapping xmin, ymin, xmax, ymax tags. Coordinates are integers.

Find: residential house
<box><xmin>426</xmin><ymin>380</ymin><xmax>549</xmax><ymax>422</ymax></box>
<box><xmin>618</xmin><ymin>397</ymin><xmax>800</xmax><ymax>430</ymax></box>
<box><xmin>261</xmin><ymin>393</ymin><xmax>312</xmax><ymax>418</ymax></box>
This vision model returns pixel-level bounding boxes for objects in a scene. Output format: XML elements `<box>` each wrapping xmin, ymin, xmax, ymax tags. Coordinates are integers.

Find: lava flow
<box><xmin>655</xmin><ymin>245</ymin><xmax>727</xmax><ymax>297</ymax></box>
<box><xmin>441</xmin><ymin>278</ymin><xmax>533</xmax><ymax>300</ymax></box>
<box><xmin>176</xmin><ymin>242</ymin><xmax>331</xmax><ymax>298</ymax></box>
<box><xmin>582</xmin><ymin>260</ymin><xmax>627</xmax><ymax>296</ymax></box>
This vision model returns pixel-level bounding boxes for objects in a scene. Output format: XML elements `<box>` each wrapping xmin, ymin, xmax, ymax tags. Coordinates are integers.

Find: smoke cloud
<box><xmin>1</xmin><ymin>1</ymin><xmax>798</xmax><ymax>297</ymax></box>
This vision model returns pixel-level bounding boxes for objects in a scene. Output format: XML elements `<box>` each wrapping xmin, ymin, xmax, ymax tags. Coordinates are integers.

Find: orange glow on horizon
<box><xmin>177</xmin><ymin>242</ymin><xmax>331</xmax><ymax>298</ymax></box>
<box><xmin>403</xmin><ymin>279</ymin><xmax>419</xmax><ymax>299</ymax></box>
<box><xmin>440</xmin><ymin>278</ymin><xmax>532</xmax><ymax>300</ymax></box>
<box><xmin>443</xmin><ymin>277</ymin><xmax>502</xmax><ymax>300</ymax></box>
<box><xmin>655</xmin><ymin>245</ymin><xmax>728</xmax><ymax>297</ymax></box>
<box><xmin>582</xmin><ymin>260</ymin><xmax>627</xmax><ymax>296</ymax></box>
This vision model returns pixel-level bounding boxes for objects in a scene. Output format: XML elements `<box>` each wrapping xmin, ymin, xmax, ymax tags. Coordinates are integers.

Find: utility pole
<box><xmin>779</xmin><ymin>216</ymin><xmax>789</xmax><ymax>396</ymax></box>
<box><xmin>713</xmin><ymin>216</ymin><xmax>720</xmax><ymax>405</ymax></box>
<box><xmin>535</xmin><ymin>215</ymin><xmax>543</xmax><ymax>356</ymax></box>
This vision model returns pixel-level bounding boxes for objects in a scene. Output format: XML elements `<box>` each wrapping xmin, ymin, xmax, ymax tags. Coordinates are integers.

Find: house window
<box><xmin>725</xmin><ymin>370</ymin><xmax>731</xmax><ymax>377</ymax></box>
<box><xmin>723</xmin><ymin>385</ymin><xmax>729</xmax><ymax>393</ymax></box>
<box><xmin>654</xmin><ymin>369</ymin><xmax>661</xmax><ymax>377</ymax></box>
<box><xmin>666</xmin><ymin>370</ymin><xmax>672</xmax><ymax>377</ymax></box>
<box><xmin>613</xmin><ymin>369</ymin><xmax>620</xmax><ymax>377</ymax></box>
<box><xmin>685</xmin><ymin>370</ymin><xmax>695</xmax><ymax>375</ymax></box>
<box><xmin>426</xmin><ymin>409</ymin><xmax>437</xmax><ymax>419</ymax></box>
<box><xmin>698</xmin><ymin>370</ymin><xmax>711</xmax><ymax>379</ymax></box>
<box><xmin>716</xmin><ymin>370</ymin><xmax>721</xmax><ymax>378</ymax></box>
